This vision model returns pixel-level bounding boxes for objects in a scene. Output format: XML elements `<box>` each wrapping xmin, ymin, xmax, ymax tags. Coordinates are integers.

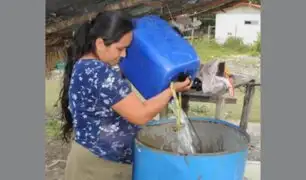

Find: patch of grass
<box><xmin>238</xmin><ymin>58</ymin><xmax>260</xmax><ymax>65</ymax></box>
<box><xmin>45</xmin><ymin>79</ymin><xmax>61</xmax><ymax>116</ymax></box>
<box><xmin>250</xmin><ymin>33</ymin><xmax>261</xmax><ymax>56</ymax></box>
<box><xmin>192</xmin><ymin>37</ymin><xmax>260</xmax><ymax>63</ymax></box>
<box><xmin>45</xmin><ymin>79</ymin><xmax>62</xmax><ymax>138</ymax></box>
<box><xmin>45</xmin><ymin>119</ymin><xmax>61</xmax><ymax>138</ymax></box>
<box><xmin>223</xmin><ymin>37</ymin><xmax>250</xmax><ymax>52</ymax></box>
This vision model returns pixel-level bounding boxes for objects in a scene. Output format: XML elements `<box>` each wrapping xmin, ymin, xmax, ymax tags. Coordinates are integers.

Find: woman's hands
<box><xmin>112</xmin><ymin>78</ymin><xmax>193</xmax><ymax>125</ymax></box>
<box><xmin>171</xmin><ymin>78</ymin><xmax>192</xmax><ymax>92</ymax></box>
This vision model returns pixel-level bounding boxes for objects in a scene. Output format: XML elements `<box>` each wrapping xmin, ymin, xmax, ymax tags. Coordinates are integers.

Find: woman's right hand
<box><xmin>172</xmin><ymin>78</ymin><xmax>192</xmax><ymax>92</ymax></box>
<box><xmin>112</xmin><ymin>77</ymin><xmax>192</xmax><ymax>126</ymax></box>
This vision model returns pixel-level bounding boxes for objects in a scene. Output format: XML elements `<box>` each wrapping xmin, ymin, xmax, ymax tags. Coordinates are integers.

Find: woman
<box><xmin>59</xmin><ymin>11</ymin><xmax>192</xmax><ymax>180</ymax></box>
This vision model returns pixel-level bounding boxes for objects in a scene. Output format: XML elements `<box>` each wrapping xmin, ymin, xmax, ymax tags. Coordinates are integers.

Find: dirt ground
<box><xmin>45</xmin><ymin>137</ymin><xmax>70</xmax><ymax>180</ymax></box>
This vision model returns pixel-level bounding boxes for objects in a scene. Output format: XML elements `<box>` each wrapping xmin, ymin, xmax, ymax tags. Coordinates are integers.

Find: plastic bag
<box><xmin>197</xmin><ymin>60</ymin><xmax>234</xmax><ymax>96</ymax></box>
<box><xmin>168</xmin><ymin>98</ymin><xmax>202</xmax><ymax>154</ymax></box>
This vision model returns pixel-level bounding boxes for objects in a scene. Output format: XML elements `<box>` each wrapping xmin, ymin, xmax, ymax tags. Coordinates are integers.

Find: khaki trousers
<box><xmin>64</xmin><ymin>141</ymin><xmax>132</xmax><ymax>180</ymax></box>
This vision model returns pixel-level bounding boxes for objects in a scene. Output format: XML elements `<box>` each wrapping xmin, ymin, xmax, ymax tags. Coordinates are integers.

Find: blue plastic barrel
<box><xmin>132</xmin><ymin>117</ymin><xmax>250</xmax><ymax>180</ymax></box>
<box><xmin>119</xmin><ymin>15</ymin><xmax>200</xmax><ymax>99</ymax></box>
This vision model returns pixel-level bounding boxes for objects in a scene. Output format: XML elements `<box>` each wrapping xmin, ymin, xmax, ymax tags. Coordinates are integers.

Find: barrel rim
<box><xmin>135</xmin><ymin>117</ymin><xmax>250</xmax><ymax>156</ymax></box>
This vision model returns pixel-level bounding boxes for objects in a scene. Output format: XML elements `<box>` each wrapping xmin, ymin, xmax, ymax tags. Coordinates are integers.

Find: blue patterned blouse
<box><xmin>68</xmin><ymin>59</ymin><xmax>140</xmax><ymax>164</ymax></box>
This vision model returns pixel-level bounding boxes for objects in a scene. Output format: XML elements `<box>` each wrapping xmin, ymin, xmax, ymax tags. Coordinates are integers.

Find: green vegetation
<box><xmin>250</xmin><ymin>33</ymin><xmax>261</xmax><ymax>56</ymax></box>
<box><xmin>45</xmin><ymin>79</ymin><xmax>61</xmax><ymax>117</ymax></box>
<box><xmin>249</xmin><ymin>0</ymin><xmax>261</xmax><ymax>5</ymax></box>
<box><xmin>45</xmin><ymin>119</ymin><xmax>61</xmax><ymax>138</ymax></box>
<box><xmin>192</xmin><ymin>35</ymin><xmax>261</xmax><ymax>62</ymax></box>
<box><xmin>45</xmin><ymin>79</ymin><xmax>61</xmax><ymax>138</ymax></box>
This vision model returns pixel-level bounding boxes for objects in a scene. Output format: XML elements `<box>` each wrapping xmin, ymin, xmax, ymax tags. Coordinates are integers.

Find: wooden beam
<box><xmin>45</xmin><ymin>37</ymin><xmax>62</xmax><ymax>46</ymax></box>
<box><xmin>161</xmin><ymin>0</ymin><xmax>239</xmax><ymax>20</ymax></box>
<box><xmin>45</xmin><ymin>0</ymin><xmax>147</xmax><ymax>35</ymax></box>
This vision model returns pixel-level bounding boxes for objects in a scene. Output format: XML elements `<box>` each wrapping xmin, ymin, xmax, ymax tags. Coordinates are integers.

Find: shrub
<box><xmin>223</xmin><ymin>36</ymin><xmax>249</xmax><ymax>52</ymax></box>
<box><xmin>252</xmin><ymin>33</ymin><xmax>261</xmax><ymax>53</ymax></box>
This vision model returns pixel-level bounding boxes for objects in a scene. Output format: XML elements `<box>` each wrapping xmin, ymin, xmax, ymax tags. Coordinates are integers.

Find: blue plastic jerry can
<box><xmin>119</xmin><ymin>15</ymin><xmax>200</xmax><ymax>99</ymax></box>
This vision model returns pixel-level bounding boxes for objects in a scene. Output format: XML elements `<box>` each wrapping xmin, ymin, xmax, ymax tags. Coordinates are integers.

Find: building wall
<box><xmin>214</xmin><ymin>6</ymin><xmax>261</xmax><ymax>45</ymax></box>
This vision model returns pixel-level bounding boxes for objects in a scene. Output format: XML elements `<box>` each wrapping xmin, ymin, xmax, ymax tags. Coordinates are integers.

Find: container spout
<box><xmin>176</xmin><ymin>72</ymin><xmax>191</xmax><ymax>82</ymax></box>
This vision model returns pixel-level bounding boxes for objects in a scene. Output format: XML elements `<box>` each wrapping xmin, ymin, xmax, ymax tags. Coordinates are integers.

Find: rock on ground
<box><xmin>45</xmin><ymin>138</ymin><xmax>70</xmax><ymax>180</ymax></box>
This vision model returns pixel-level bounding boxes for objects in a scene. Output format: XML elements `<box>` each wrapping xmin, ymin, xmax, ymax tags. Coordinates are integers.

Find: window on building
<box><xmin>244</xmin><ymin>20</ymin><xmax>259</xmax><ymax>25</ymax></box>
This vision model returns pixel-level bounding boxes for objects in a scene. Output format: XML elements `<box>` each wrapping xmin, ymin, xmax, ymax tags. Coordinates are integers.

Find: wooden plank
<box><xmin>161</xmin><ymin>0</ymin><xmax>239</xmax><ymax>20</ymax></box>
<box><xmin>185</xmin><ymin>95</ymin><xmax>237</xmax><ymax>104</ymax></box>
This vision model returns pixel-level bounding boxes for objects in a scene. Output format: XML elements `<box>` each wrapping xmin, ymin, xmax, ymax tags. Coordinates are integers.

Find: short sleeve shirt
<box><xmin>68</xmin><ymin>59</ymin><xmax>140</xmax><ymax>164</ymax></box>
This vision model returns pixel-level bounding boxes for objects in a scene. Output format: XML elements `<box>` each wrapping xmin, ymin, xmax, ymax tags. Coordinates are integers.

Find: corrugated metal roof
<box><xmin>45</xmin><ymin>0</ymin><xmax>242</xmax><ymax>48</ymax></box>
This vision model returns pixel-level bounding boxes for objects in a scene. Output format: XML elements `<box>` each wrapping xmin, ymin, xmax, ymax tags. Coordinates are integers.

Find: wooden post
<box><xmin>239</xmin><ymin>82</ymin><xmax>256</xmax><ymax>131</ymax></box>
<box><xmin>191</xmin><ymin>28</ymin><xmax>195</xmax><ymax>45</ymax></box>
<box><xmin>208</xmin><ymin>25</ymin><xmax>212</xmax><ymax>41</ymax></box>
<box><xmin>160</xmin><ymin>6</ymin><xmax>163</xmax><ymax>14</ymax></box>
<box><xmin>215</xmin><ymin>96</ymin><xmax>225</xmax><ymax>120</ymax></box>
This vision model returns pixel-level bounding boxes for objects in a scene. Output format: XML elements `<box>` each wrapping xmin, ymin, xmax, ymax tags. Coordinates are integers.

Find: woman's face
<box><xmin>95</xmin><ymin>31</ymin><xmax>133</xmax><ymax>66</ymax></box>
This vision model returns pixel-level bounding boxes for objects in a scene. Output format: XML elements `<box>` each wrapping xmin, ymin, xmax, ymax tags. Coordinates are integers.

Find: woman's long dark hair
<box><xmin>59</xmin><ymin>11</ymin><xmax>134</xmax><ymax>143</ymax></box>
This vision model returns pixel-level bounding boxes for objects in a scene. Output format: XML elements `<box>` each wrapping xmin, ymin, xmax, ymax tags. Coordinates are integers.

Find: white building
<box><xmin>214</xmin><ymin>2</ymin><xmax>261</xmax><ymax>45</ymax></box>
